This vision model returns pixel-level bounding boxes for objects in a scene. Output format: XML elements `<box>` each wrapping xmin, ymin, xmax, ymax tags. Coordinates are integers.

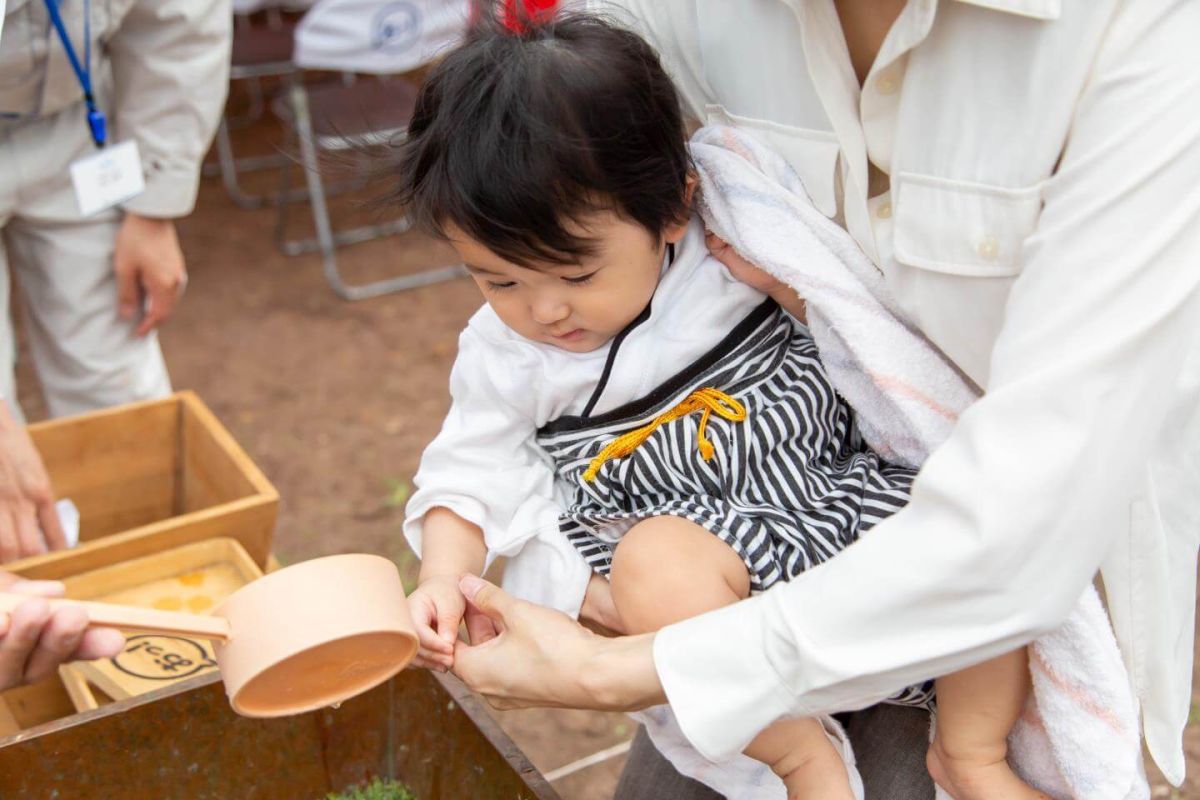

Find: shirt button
<box><xmin>875</xmin><ymin>201</ymin><xmax>892</xmax><ymax>219</ymax></box>
<box><xmin>976</xmin><ymin>235</ymin><xmax>1000</xmax><ymax>262</ymax></box>
<box><xmin>875</xmin><ymin>69</ymin><xmax>902</xmax><ymax>95</ymax></box>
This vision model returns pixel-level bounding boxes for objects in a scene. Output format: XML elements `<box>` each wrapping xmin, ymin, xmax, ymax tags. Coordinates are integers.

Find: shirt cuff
<box><xmin>122</xmin><ymin>163</ymin><xmax>201</xmax><ymax>218</ymax></box>
<box><xmin>402</xmin><ymin>496</ymin><xmax>487</xmax><ymax>560</ymax></box>
<box><xmin>653</xmin><ymin>594</ymin><xmax>805</xmax><ymax>762</ymax></box>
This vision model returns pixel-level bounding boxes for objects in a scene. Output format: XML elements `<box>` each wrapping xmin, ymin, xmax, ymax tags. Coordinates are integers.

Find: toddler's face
<box><xmin>447</xmin><ymin>212</ymin><xmax>687</xmax><ymax>353</ymax></box>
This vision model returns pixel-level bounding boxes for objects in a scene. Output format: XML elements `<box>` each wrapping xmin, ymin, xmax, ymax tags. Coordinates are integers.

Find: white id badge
<box><xmin>70</xmin><ymin>140</ymin><xmax>146</xmax><ymax>217</ymax></box>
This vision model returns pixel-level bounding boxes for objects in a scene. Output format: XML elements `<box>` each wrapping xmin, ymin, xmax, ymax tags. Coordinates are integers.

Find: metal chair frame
<box><xmin>277</xmin><ymin>78</ymin><xmax>465</xmax><ymax>300</ymax></box>
<box><xmin>207</xmin><ymin>8</ymin><xmax>301</xmax><ymax>209</ymax></box>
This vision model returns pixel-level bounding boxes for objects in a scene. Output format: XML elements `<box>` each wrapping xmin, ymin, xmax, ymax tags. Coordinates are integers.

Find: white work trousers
<box><xmin>0</xmin><ymin>103</ymin><xmax>171</xmax><ymax>420</ymax></box>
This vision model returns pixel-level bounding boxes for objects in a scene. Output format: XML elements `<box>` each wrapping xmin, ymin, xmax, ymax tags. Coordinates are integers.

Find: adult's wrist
<box><xmin>122</xmin><ymin>211</ymin><xmax>176</xmax><ymax>227</ymax></box>
<box><xmin>580</xmin><ymin>632</ymin><xmax>665</xmax><ymax>711</ymax></box>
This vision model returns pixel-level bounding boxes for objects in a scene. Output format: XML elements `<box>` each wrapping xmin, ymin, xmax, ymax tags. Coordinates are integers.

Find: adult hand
<box><xmin>0</xmin><ymin>572</ymin><xmax>125</xmax><ymax>689</ymax></box>
<box><xmin>452</xmin><ymin>575</ymin><xmax>664</xmax><ymax>712</ymax></box>
<box><xmin>114</xmin><ymin>212</ymin><xmax>187</xmax><ymax>337</ymax></box>
<box><xmin>705</xmin><ymin>230</ymin><xmax>783</xmax><ymax>293</ymax></box>
<box><xmin>706</xmin><ymin>230</ymin><xmax>807</xmax><ymax>323</ymax></box>
<box><xmin>0</xmin><ymin>403</ymin><xmax>66</xmax><ymax>561</ymax></box>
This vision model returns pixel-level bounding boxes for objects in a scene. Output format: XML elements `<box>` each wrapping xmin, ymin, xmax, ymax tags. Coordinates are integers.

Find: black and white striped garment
<box><xmin>537</xmin><ymin>298</ymin><xmax>935</xmax><ymax>708</ymax></box>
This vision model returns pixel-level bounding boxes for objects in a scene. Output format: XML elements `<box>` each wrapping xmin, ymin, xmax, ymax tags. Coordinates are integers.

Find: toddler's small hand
<box><xmin>407</xmin><ymin>575</ymin><xmax>467</xmax><ymax>671</ymax></box>
<box><xmin>705</xmin><ymin>229</ymin><xmax>784</xmax><ymax>295</ymax></box>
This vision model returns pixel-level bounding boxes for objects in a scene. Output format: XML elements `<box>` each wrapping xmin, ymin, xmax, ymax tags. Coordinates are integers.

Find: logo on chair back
<box><xmin>372</xmin><ymin>2</ymin><xmax>423</xmax><ymax>54</ymax></box>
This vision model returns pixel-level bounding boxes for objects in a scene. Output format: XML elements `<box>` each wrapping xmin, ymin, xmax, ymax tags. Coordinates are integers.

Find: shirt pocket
<box><xmin>704</xmin><ymin>103</ymin><xmax>841</xmax><ymax>219</ymax></box>
<box><xmin>893</xmin><ymin>172</ymin><xmax>1044</xmax><ymax>278</ymax></box>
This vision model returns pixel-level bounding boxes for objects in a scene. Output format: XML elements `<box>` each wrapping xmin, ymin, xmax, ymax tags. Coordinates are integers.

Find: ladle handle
<box><xmin>0</xmin><ymin>592</ymin><xmax>232</xmax><ymax>643</ymax></box>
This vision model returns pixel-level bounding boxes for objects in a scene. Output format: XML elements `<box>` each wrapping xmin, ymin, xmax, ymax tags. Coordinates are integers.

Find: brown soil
<box><xmin>13</xmin><ymin>103</ymin><xmax>1198</xmax><ymax>799</ymax></box>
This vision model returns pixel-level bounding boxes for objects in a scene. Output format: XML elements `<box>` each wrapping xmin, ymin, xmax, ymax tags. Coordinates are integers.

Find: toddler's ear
<box><xmin>665</xmin><ymin>174</ymin><xmax>700</xmax><ymax>245</ymax></box>
<box><xmin>683</xmin><ymin>173</ymin><xmax>699</xmax><ymax>211</ymax></box>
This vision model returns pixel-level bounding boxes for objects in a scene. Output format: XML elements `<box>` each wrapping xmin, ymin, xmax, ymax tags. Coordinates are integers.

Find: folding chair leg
<box><xmin>288</xmin><ymin>81</ymin><xmax>466</xmax><ymax>300</ymax></box>
<box><xmin>216</xmin><ymin>118</ymin><xmax>271</xmax><ymax>209</ymax></box>
<box><xmin>291</xmin><ymin>83</ymin><xmax>336</xmax><ymax>256</ymax></box>
<box><xmin>243</xmin><ymin>77</ymin><xmax>266</xmax><ymax>127</ymax></box>
<box><xmin>222</xmin><ymin>76</ymin><xmax>266</xmax><ymax>130</ymax></box>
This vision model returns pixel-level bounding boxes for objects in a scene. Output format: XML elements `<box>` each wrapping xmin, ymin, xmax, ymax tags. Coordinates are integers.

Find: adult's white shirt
<box><xmin>597</xmin><ymin>0</ymin><xmax>1200</xmax><ymax>785</ymax></box>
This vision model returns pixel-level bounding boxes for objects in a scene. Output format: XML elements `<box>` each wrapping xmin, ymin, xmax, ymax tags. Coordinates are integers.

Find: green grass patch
<box><xmin>326</xmin><ymin>778</ymin><xmax>416</xmax><ymax>800</ymax></box>
<box><xmin>383</xmin><ymin>478</ymin><xmax>412</xmax><ymax>509</ymax></box>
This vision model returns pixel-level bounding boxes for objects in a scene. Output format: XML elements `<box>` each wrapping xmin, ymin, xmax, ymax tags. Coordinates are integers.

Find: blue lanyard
<box><xmin>42</xmin><ymin>0</ymin><xmax>105</xmax><ymax>147</ymax></box>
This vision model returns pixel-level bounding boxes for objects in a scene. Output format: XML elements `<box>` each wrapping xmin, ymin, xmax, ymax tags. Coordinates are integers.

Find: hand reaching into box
<box><xmin>0</xmin><ymin>402</ymin><xmax>68</xmax><ymax>561</ymax></box>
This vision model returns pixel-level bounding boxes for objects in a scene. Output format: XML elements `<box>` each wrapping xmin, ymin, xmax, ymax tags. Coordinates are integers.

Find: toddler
<box><xmin>398</xmin><ymin>11</ymin><xmax>1042</xmax><ymax>800</ymax></box>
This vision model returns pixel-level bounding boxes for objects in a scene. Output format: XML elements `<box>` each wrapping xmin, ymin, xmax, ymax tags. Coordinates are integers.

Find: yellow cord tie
<box><xmin>583</xmin><ymin>387</ymin><xmax>746</xmax><ymax>482</ymax></box>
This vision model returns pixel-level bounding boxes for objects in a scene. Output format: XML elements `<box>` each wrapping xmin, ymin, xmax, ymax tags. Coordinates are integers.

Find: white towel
<box><xmin>693</xmin><ymin>125</ymin><xmax>978</xmax><ymax>470</ymax></box>
<box><xmin>636</xmin><ymin>125</ymin><xmax>1147</xmax><ymax>800</ymax></box>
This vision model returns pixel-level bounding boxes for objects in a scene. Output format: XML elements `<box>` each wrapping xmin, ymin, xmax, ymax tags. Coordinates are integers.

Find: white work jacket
<box><xmin>0</xmin><ymin>0</ymin><xmax>231</xmax><ymax>217</ymax></box>
<box><xmin>601</xmin><ymin>0</ymin><xmax>1200</xmax><ymax>785</ymax></box>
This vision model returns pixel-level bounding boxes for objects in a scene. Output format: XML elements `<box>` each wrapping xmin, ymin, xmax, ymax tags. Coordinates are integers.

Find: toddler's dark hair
<box><xmin>385</xmin><ymin>9</ymin><xmax>692</xmax><ymax>267</ymax></box>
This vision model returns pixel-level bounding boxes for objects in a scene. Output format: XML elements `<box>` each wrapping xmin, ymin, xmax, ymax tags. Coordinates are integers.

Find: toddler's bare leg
<box><xmin>926</xmin><ymin>648</ymin><xmax>1049</xmax><ymax>799</ymax></box>
<box><xmin>610</xmin><ymin>517</ymin><xmax>854</xmax><ymax>800</ymax></box>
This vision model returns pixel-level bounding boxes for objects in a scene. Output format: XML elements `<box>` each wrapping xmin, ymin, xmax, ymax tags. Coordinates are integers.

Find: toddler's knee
<box><xmin>610</xmin><ymin>521</ymin><xmax>670</xmax><ymax>587</ymax></box>
<box><xmin>609</xmin><ymin>517</ymin><xmax>750</xmax><ymax>633</ymax></box>
<box><xmin>609</xmin><ymin>519</ymin><xmax>692</xmax><ymax>632</ymax></box>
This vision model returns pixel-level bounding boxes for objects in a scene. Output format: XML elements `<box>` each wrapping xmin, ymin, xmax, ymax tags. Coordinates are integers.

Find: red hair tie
<box><xmin>501</xmin><ymin>0</ymin><xmax>558</xmax><ymax>33</ymax></box>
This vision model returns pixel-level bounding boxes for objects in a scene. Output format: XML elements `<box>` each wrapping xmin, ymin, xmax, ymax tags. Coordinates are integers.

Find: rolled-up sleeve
<box><xmin>108</xmin><ymin>0</ymin><xmax>232</xmax><ymax>217</ymax></box>
<box><xmin>654</xmin><ymin>0</ymin><xmax>1200</xmax><ymax>761</ymax></box>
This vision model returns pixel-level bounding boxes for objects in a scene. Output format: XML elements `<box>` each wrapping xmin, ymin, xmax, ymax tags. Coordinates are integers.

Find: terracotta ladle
<box><xmin>0</xmin><ymin>554</ymin><xmax>419</xmax><ymax>717</ymax></box>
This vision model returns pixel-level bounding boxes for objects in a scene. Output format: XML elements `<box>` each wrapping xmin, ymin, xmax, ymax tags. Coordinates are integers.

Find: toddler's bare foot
<box><xmin>926</xmin><ymin>738</ymin><xmax>1050</xmax><ymax>800</ymax></box>
<box><xmin>774</xmin><ymin>745</ymin><xmax>856</xmax><ymax>800</ymax></box>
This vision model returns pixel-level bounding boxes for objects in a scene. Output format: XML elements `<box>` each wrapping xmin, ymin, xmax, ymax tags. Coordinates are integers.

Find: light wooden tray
<box><xmin>55</xmin><ymin>538</ymin><xmax>263</xmax><ymax>712</ymax></box>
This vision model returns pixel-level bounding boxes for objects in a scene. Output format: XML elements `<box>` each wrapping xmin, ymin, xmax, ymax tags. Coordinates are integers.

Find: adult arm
<box><xmin>454</xmin><ymin>574</ymin><xmax>662</xmax><ymax>711</ymax></box>
<box><xmin>651</xmin><ymin>0</ymin><xmax>1200</xmax><ymax>760</ymax></box>
<box><xmin>106</xmin><ymin>0</ymin><xmax>232</xmax><ymax>333</ymax></box>
<box><xmin>108</xmin><ymin>0</ymin><xmax>231</xmax><ymax>218</ymax></box>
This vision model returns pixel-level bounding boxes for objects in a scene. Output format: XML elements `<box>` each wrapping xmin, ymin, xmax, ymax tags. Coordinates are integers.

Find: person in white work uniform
<box><xmin>446</xmin><ymin>0</ymin><xmax>1200</xmax><ymax>797</ymax></box>
<box><xmin>0</xmin><ymin>0</ymin><xmax>228</xmax><ymax>681</ymax></box>
<box><xmin>0</xmin><ymin>0</ymin><xmax>231</xmax><ymax>563</ymax></box>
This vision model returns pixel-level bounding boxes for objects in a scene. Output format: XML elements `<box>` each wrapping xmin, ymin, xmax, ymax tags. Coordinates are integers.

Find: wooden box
<box><xmin>0</xmin><ymin>670</ymin><xmax>559</xmax><ymax>800</ymax></box>
<box><xmin>5</xmin><ymin>392</ymin><xmax>278</xmax><ymax>579</ymax></box>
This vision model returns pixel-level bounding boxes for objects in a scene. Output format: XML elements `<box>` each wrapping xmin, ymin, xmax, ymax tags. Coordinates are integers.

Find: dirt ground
<box><xmin>14</xmin><ymin>105</ymin><xmax>1199</xmax><ymax>798</ymax></box>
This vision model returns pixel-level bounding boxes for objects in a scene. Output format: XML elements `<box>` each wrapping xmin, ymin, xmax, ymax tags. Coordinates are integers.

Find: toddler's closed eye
<box><xmin>563</xmin><ymin>271</ymin><xmax>598</xmax><ymax>286</ymax></box>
